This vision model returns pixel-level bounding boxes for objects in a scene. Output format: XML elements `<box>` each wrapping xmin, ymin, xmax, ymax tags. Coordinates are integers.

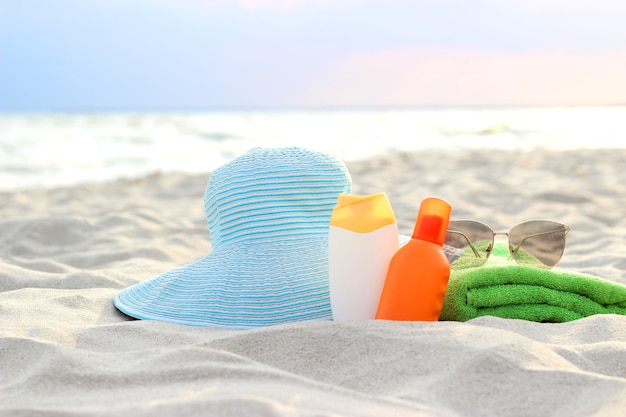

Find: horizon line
<box><xmin>1</xmin><ymin>103</ymin><xmax>625</xmax><ymax>115</ymax></box>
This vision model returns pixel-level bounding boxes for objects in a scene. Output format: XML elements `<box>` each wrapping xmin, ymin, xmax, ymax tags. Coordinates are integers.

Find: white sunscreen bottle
<box><xmin>328</xmin><ymin>193</ymin><xmax>399</xmax><ymax>320</ymax></box>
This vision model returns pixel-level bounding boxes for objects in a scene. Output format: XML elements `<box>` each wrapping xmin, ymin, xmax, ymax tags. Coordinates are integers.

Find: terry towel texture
<box><xmin>440</xmin><ymin>245</ymin><xmax>626</xmax><ymax>323</ymax></box>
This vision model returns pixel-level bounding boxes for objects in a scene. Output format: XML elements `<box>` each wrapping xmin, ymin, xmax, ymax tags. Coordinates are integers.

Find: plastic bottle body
<box><xmin>328</xmin><ymin>193</ymin><xmax>399</xmax><ymax>321</ymax></box>
<box><xmin>375</xmin><ymin>239</ymin><xmax>450</xmax><ymax>321</ymax></box>
<box><xmin>375</xmin><ymin>197</ymin><xmax>452</xmax><ymax>322</ymax></box>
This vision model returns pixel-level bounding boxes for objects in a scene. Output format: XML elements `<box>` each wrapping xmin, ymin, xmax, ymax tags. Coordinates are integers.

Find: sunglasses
<box><xmin>444</xmin><ymin>220</ymin><xmax>570</xmax><ymax>269</ymax></box>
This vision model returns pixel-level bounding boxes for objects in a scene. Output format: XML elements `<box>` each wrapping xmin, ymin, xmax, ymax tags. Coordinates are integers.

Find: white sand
<box><xmin>1</xmin><ymin>148</ymin><xmax>625</xmax><ymax>416</ymax></box>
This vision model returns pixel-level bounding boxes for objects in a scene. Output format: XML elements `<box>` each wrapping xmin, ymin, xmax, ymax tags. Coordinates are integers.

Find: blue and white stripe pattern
<box><xmin>114</xmin><ymin>147</ymin><xmax>352</xmax><ymax>329</ymax></box>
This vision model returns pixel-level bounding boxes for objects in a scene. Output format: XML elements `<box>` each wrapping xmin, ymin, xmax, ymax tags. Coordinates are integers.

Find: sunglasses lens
<box><xmin>508</xmin><ymin>221</ymin><xmax>569</xmax><ymax>267</ymax></box>
<box><xmin>445</xmin><ymin>220</ymin><xmax>494</xmax><ymax>269</ymax></box>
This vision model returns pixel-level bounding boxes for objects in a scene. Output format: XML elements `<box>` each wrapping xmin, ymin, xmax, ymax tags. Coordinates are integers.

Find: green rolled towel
<box><xmin>440</xmin><ymin>243</ymin><xmax>626</xmax><ymax>322</ymax></box>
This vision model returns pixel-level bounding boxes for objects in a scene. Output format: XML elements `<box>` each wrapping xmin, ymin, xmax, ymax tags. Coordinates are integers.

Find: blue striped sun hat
<box><xmin>114</xmin><ymin>147</ymin><xmax>352</xmax><ymax>329</ymax></box>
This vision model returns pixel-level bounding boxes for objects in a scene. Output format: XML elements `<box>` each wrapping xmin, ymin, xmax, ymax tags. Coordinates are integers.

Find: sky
<box><xmin>1</xmin><ymin>0</ymin><xmax>625</xmax><ymax>112</ymax></box>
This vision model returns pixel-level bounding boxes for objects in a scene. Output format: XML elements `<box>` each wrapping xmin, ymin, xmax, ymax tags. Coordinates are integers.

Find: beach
<box><xmin>1</xmin><ymin>147</ymin><xmax>625</xmax><ymax>416</ymax></box>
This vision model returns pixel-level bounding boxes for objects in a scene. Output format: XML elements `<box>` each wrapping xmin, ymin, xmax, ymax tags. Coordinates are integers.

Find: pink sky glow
<box><xmin>296</xmin><ymin>48</ymin><xmax>626</xmax><ymax>107</ymax></box>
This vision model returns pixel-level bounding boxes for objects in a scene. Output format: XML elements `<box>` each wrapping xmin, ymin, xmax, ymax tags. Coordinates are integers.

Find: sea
<box><xmin>1</xmin><ymin>106</ymin><xmax>624</xmax><ymax>192</ymax></box>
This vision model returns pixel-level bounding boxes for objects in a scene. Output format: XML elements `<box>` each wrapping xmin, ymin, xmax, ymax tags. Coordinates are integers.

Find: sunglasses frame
<box><xmin>445</xmin><ymin>220</ymin><xmax>571</xmax><ymax>268</ymax></box>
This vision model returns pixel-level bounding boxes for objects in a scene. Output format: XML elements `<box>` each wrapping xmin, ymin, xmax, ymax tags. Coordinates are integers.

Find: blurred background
<box><xmin>1</xmin><ymin>0</ymin><xmax>625</xmax><ymax>190</ymax></box>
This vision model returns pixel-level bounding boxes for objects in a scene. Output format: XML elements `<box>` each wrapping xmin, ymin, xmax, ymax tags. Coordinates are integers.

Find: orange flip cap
<box><xmin>412</xmin><ymin>197</ymin><xmax>451</xmax><ymax>245</ymax></box>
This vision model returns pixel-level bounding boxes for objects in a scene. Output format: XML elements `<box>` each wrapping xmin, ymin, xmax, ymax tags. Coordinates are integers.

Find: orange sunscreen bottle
<box><xmin>375</xmin><ymin>197</ymin><xmax>452</xmax><ymax>321</ymax></box>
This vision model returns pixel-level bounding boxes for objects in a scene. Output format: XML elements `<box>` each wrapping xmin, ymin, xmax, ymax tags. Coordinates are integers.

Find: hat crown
<box><xmin>204</xmin><ymin>147</ymin><xmax>352</xmax><ymax>247</ymax></box>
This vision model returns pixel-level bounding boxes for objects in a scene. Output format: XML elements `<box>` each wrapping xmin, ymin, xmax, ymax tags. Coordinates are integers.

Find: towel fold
<box><xmin>439</xmin><ymin>244</ymin><xmax>626</xmax><ymax>322</ymax></box>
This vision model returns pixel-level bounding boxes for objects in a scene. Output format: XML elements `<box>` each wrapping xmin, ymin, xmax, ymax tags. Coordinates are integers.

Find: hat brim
<box><xmin>114</xmin><ymin>236</ymin><xmax>332</xmax><ymax>329</ymax></box>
